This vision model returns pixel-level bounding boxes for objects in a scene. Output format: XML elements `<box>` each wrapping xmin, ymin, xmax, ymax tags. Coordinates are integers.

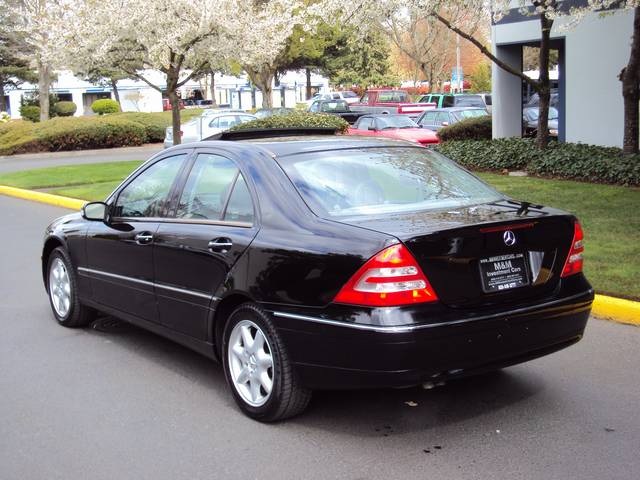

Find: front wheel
<box><xmin>47</xmin><ymin>247</ymin><xmax>94</xmax><ymax>328</ymax></box>
<box><xmin>222</xmin><ymin>303</ymin><xmax>311</xmax><ymax>421</ymax></box>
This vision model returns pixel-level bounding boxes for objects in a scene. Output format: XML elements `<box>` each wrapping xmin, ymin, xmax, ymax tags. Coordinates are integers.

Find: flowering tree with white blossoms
<box><xmin>9</xmin><ymin>0</ymin><xmax>74</xmax><ymax>121</ymax></box>
<box><xmin>227</xmin><ymin>0</ymin><xmax>305</xmax><ymax>109</ymax></box>
<box><xmin>75</xmin><ymin>0</ymin><xmax>231</xmax><ymax>144</ymax></box>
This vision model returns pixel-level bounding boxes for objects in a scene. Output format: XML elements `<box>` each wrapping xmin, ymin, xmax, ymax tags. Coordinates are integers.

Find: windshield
<box><xmin>279</xmin><ymin>147</ymin><xmax>503</xmax><ymax>218</ymax></box>
<box><xmin>453</xmin><ymin>109</ymin><xmax>488</xmax><ymax>120</ymax></box>
<box><xmin>376</xmin><ymin>116</ymin><xmax>418</xmax><ymax>129</ymax></box>
<box><xmin>320</xmin><ymin>100</ymin><xmax>349</xmax><ymax>112</ymax></box>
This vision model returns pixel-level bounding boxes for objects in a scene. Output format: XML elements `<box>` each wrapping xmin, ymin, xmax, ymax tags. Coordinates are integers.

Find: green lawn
<box><xmin>0</xmin><ymin>163</ymin><xmax>638</xmax><ymax>299</ymax></box>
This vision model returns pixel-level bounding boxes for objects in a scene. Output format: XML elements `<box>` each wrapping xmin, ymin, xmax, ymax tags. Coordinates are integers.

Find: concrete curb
<box><xmin>1</xmin><ymin>185</ymin><xmax>639</xmax><ymax>326</ymax></box>
<box><xmin>592</xmin><ymin>294</ymin><xmax>640</xmax><ymax>326</ymax></box>
<box><xmin>0</xmin><ymin>185</ymin><xmax>85</xmax><ymax>210</ymax></box>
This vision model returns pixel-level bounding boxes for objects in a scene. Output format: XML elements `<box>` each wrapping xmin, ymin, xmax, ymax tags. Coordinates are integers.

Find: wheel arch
<box><xmin>212</xmin><ymin>292</ymin><xmax>254</xmax><ymax>357</ymax></box>
<box><xmin>42</xmin><ymin>236</ymin><xmax>65</xmax><ymax>287</ymax></box>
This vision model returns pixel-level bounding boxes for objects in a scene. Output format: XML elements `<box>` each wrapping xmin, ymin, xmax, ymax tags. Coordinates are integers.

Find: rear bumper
<box><xmin>267</xmin><ymin>288</ymin><xmax>593</xmax><ymax>390</ymax></box>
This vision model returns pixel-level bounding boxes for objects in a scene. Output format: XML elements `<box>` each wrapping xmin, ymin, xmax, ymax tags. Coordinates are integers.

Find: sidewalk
<box><xmin>0</xmin><ymin>144</ymin><xmax>162</xmax><ymax>173</ymax></box>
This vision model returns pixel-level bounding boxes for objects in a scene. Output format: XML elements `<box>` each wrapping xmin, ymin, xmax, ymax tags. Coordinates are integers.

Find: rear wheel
<box><xmin>47</xmin><ymin>247</ymin><xmax>94</xmax><ymax>328</ymax></box>
<box><xmin>222</xmin><ymin>303</ymin><xmax>311</xmax><ymax>421</ymax></box>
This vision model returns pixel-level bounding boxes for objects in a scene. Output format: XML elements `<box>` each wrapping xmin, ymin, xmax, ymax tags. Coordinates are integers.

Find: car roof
<box><xmin>167</xmin><ymin>136</ymin><xmax>416</xmax><ymax>159</ymax></box>
<box><xmin>357</xmin><ymin>113</ymin><xmax>409</xmax><ymax>119</ymax></box>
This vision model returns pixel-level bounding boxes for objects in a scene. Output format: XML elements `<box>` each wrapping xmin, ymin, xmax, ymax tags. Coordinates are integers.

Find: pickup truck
<box><xmin>350</xmin><ymin>89</ymin><xmax>435</xmax><ymax>118</ymax></box>
<box><xmin>308</xmin><ymin>99</ymin><xmax>365</xmax><ymax>124</ymax></box>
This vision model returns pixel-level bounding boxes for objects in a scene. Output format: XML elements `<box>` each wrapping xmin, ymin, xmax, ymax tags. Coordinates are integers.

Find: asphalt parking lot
<box><xmin>1</xmin><ymin>195</ymin><xmax>638</xmax><ymax>480</ymax></box>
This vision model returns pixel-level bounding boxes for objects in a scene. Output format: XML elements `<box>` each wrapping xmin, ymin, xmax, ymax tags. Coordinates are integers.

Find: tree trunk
<box><xmin>0</xmin><ymin>81</ymin><xmax>6</xmax><ymax>112</ymax></box>
<box><xmin>167</xmin><ymin>72</ymin><xmax>181</xmax><ymax>145</ymax></box>
<box><xmin>209</xmin><ymin>70</ymin><xmax>218</xmax><ymax>107</ymax></box>
<box><xmin>305</xmin><ymin>67</ymin><xmax>312</xmax><ymax>100</ymax></box>
<box><xmin>620</xmin><ymin>7</ymin><xmax>640</xmax><ymax>155</ymax></box>
<box><xmin>111</xmin><ymin>78</ymin><xmax>121</xmax><ymax>106</ymax></box>
<box><xmin>38</xmin><ymin>62</ymin><xmax>51</xmax><ymax>121</ymax></box>
<box><xmin>536</xmin><ymin>12</ymin><xmax>553</xmax><ymax>149</ymax></box>
<box><xmin>246</xmin><ymin>66</ymin><xmax>275</xmax><ymax>109</ymax></box>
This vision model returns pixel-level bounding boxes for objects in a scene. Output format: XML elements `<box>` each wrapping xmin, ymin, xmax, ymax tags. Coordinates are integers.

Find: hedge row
<box><xmin>0</xmin><ymin>109</ymin><xmax>205</xmax><ymax>155</ymax></box>
<box><xmin>231</xmin><ymin>111</ymin><xmax>349</xmax><ymax>133</ymax></box>
<box><xmin>436</xmin><ymin>138</ymin><xmax>640</xmax><ymax>186</ymax></box>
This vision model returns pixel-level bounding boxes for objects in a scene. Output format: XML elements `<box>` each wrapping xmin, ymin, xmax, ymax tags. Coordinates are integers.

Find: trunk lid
<box><xmin>336</xmin><ymin>202</ymin><xmax>575</xmax><ymax>308</ymax></box>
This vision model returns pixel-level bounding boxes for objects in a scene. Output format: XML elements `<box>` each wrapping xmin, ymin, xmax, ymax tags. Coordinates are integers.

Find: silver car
<box><xmin>164</xmin><ymin>111</ymin><xmax>257</xmax><ymax>148</ymax></box>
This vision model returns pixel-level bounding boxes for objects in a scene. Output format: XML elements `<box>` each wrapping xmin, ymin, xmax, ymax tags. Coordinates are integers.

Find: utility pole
<box><xmin>456</xmin><ymin>33</ymin><xmax>462</xmax><ymax>93</ymax></box>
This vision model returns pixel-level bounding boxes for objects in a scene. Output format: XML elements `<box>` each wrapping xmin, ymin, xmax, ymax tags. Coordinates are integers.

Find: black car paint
<box><xmin>43</xmin><ymin>137</ymin><xmax>593</xmax><ymax>390</ymax></box>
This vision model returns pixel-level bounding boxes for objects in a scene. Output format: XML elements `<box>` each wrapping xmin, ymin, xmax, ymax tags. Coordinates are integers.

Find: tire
<box><xmin>222</xmin><ymin>303</ymin><xmax>312</xmax><ymax>421</ymax></box>
<box><xmin>46</xmin><ymin>247</ymin><xmax>95</xmax><ymax>328</ymax></box>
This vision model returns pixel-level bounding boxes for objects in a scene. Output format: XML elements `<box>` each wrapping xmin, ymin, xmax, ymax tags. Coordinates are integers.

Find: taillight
<box><xmin>561</xmin><ymin>221</ymin><xmax>584</xmax><ymax>277</ymax></box>
<box><xmin>334</xmin><ymin>244</ymin><xmax>438</xmax><ymax>307</ymax></box>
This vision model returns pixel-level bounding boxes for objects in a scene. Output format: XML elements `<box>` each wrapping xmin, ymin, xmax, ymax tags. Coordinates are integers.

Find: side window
<box><xmin>309</xmin><ymin>101</ymin><xmax>319</xmax><ymax>113</ymax></box>
<box><xmin>114</xmin><ymin>154</ymin><xmax>186</xmax><ymax>218</ymax></box>
<box><xmin>421</xmin><ymin>112</ymin><xmax>436</xmax><ymax>124</ymax></box>
<box><xmin>360</xmin><ymin>93</ymin><xmax>368</xmax><ymax>104</ymax></box>
<box><xmin>176</xmin><ymin>154</ymin><xmax>238</xmax><ymax>220</ymax></box>
<box><xmin>238</xmin><ymin>115</ymin><xmax>255</xmax><ymax>123</ymax></box>
<box><xmin>357</xmin><ymin>118</ymin><xmax>372</xmax><ymax>130</ymax></box>
<box><xmin>208</xmin><ymin>117</ymin><xmax>220</xmax><ymax>128</ymax></box>
<box><xmin>218</xmin><ymin>115</ymin><xmax>237</xmax><ymax>130</ymax></box>
<box><xmin>436</xmin><ymin>112</ymin><xmax>450</xmax><ymax>125</ymax></box>
<box><xmin>224</xmin><ymin>175</ymin><xmax>254</xmax><ymax>223</ymax></box>
<box><xmin>443</xmin><ymin>95</ymin><xmax>455</xmax><ymax>108</ymax></box>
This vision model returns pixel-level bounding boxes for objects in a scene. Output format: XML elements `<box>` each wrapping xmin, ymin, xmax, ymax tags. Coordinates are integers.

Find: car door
<box><xmin>419</xmin><ymin>111</ymin><xmax>438</xmax><ymax>130</ymax></box>
<box><xmin>152</xmin><ymin>151</ymin><xmax>259</xmax><ymax>339</ymax></box>
<box><xmin>84</xmin><ymin>152</ymin><xmax>191</xmax><ymax>322</ymax></box>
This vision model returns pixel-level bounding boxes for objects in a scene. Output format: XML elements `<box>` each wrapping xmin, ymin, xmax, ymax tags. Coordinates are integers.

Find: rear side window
<box><xmin>442</xmin><ymin>95</ymin><xmax>455</xmax><ymax>107</ymax></box>
<box><xmin>224</xmin><ymin>175</ymin><xmax>254</xmax><ymax>223</ymax></box>
<box><xmin>278</xmin><ymin>148</ymin><xmax>502</xmax><ymax>218</ymax></box>
<box><xmin>356</xmin><ymin>117</ymin><xmax>373</xmax><ymax>130</ymax></box>
<box><xmin>176</xmin><ymin>154</ymin><xmax>238</xmax><ymax>220</ymax></box>
<box><xmin>455</xmin><ymin>95</ymin><xmax>484</xmax><ymax>108</ymax></box>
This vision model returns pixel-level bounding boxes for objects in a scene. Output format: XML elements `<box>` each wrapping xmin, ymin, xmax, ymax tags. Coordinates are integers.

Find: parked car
<box><xmin>350</xmin><ymin>89</ymin><xmax>436</xmax><ymax>118</ymax></box>
<box><xmin>305</xmin><ymin>91</ymin><xmax>360</xmax><ymax>106</ymax></box>
<box><xmin>162</xmin><ymin>98</ymin><xmax>185</xmax><ymax>111</ymax></box>
<box><xmin>524</xmin><ymin>92</ymin><xmax>559</xmax><ymax>108</ymax></box>
<box><xmin>348</xmin><ymin>114</ymin><xmax>439</xmax><ymax>145</ymax></box>
<box><xmin>43</xmin><ymin>129</ymin><xmax>593</xmax><ymax>421</ymax></box>
<box><xmin>417</xmin><ymin>107</ymin><xmax>489</xmax><ymax>131</ymax></box>
<box><xmin>418</xmin><ymin>93</ymin><xmax>486</xmax><ymax>109</ymax></box>
<box><xmin>308</xmin><ymin>99</ymin><xmax>365</xmax><ymax>124</ymax></box>
<box><xmin>523</xmin><ymin>106</ymin><xmax>559</xmax><ymax>137</ymax></box>
<box><xmin>254</xmin><ymin>107</ymin><xmax>295</xmax><ymax>119</ymax></box>
<box><xmin>163</xmin><ymin>111</ymin><xmax>256</xmax><ymax>148</ymax></box>
<box><xmin>476</xmin><ymin>93</ymin><xmax>492</xmax><ymax>113</ymax></box>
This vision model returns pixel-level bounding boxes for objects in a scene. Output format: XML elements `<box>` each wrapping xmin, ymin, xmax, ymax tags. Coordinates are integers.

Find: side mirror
<box><xmin>82</xmin><ymin>201</ymin><xmax>108</xmax><ymax>221</ymax></box>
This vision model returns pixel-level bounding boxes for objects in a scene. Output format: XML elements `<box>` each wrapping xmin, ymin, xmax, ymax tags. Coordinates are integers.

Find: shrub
<box><xmin>91</xmin><ymin>99</ymin><xmax>121</xmax><ymax>115</ymax></box>
<box><xmin>20</xmin><ymin>105</ymin><xmax>41</xmax><ymax>122</ymax></box>
<box><xmin>54</xmin><ymin>101</ymin><xmax>77</xmax><ymax>117</ymax></box>
<box><xmin>436</xmin><ymin>138</ymin><xmax>640</xmax><ymax>186</ymax></box>
<box><xmin>114</xmin><ymin>112</ymin><xmax>167</xmax><ymax>142</ymax></box>
<box><xmin>230</xmin><ymin>111</ymin><xmax>349</xmax><ymax>133</ymax></box>
<box><xmin>0</xmin><ymin>116</ymin><xmax>146</xmax><ymax>155</ymax></box>
<box><xmin>0</xmin><ymin>112</ymin><xmax>9</xmax><ymax>123</ymax></box>
<box><xmin>437</xmin><ymin>115</ymin><xmax>492</xmax><ymax>142</ymax></box>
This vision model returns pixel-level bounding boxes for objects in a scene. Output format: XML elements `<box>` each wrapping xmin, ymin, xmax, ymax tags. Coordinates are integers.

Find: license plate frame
<box><xmin>479</xmin><ymin>253</ymin><xmax>530</xmax><ymax>293</ymax></box>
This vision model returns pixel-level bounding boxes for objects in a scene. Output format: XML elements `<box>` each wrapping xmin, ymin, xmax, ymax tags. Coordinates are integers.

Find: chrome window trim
<box><xmin>78</xmin><ymin>267</ymin><xmax>218</xmax><ymax>301</ymax></box>
<box><xmin>109</xmin><ymin>217</ymin><xmax>253</xmax><ymax>228</ymax></box>
<box><xmin>272</xmin><ymin>290</ymin><xmax>593</xmax><ymax>334</ymax></box>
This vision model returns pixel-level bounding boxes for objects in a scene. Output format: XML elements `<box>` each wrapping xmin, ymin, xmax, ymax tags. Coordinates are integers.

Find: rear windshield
<box><xmin>278</xmin><ymin>147</ymin><xmax>502</xmax><ymax>217</ymax></box>
<box><xmin>320</xmin><ymin>100</ymin><xmax>349</xmax><ymax>112</ymax></box>
<box><xmin>454</xmin><ymin>95</ymin><xmax>484</xmax><ymax>107</ymax></box>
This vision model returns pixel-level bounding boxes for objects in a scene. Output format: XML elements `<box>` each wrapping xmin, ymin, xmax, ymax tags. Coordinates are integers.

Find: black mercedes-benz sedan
<box><xmin>42</xmin><ymin>133</ymin><xmax>593</xmax><ymax>421</ymax></box>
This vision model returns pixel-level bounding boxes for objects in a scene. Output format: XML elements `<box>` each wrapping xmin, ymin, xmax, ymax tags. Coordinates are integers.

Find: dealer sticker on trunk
<box><xmin>479</xmin><ymin>253</ymin><xmax>530</xmax><ymax>293</ymax></box>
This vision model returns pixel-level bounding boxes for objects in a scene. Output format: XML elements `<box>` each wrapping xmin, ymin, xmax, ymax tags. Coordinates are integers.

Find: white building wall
<box><xmin>564</xmin><ymin>11</ymin><xmax>633</xmax><ymax>147</ymax></box>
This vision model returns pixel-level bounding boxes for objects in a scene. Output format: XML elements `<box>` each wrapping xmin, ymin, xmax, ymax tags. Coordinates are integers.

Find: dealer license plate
<box><xmin>479</xmin><ymin>253</ymin><xmax>530</xmax><ymax>293</ymax></box>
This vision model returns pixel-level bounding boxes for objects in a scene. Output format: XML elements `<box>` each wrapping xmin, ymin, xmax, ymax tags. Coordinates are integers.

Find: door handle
<box><xmin>135</xmin><ymin>232</ymin><xmax>154</xmax><ymax>245</ymax></box>
<box><xmin>208</xmin><ymin>238</ymin><xmax>233</xmax><ymax>253</ymax></box>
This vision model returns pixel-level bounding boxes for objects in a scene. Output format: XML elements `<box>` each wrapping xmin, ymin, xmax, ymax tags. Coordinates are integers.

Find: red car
<box><xmin>347</xmin><ymin>114</ymin><xmax>439</xmax><ymax>145</ymax></box>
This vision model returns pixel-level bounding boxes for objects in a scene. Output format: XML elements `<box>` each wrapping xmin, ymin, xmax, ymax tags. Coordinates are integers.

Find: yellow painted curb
<box><xmin>593</xmin><ymin>294</ymin><xmax>640</xmax><ymax>326</ymax></box>
<box><xmin>0</xmin><ymin>185</ymin><xmax>85</xmax><ymax>210</ymax></box>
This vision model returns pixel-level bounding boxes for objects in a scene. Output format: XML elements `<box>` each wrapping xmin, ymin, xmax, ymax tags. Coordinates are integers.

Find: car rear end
<box><xmin>268</xmin><ymin>143</ymin><xmax>592</xmax><ymax>389</ymax></box>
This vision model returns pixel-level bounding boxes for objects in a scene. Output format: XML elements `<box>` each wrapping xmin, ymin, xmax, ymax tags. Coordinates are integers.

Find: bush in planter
<box><xmin>437</xmin><ymin>115</ymin><xmax>492</xmax><ymax>142</ymax></box>
<box><xmin>91</xmin><ymin>99</ymin><xmax>121</xmax><ymax>115</ymax></box>
<box><xmin>20</xmin><ymin>105</ymin><xmax>41</xmax><ymax>122</ymax></box>
<box><xmin>54</xmin><ymin>101</ymin><xmax>77</xmax><ymax>117</ymax></box>
<box><xmin>0</xmin><ymin>112</ymin><xmax>10</xmax><ymax>123</ymax></box>
<box><xmin>230</xmin><ymin>111</ymin><xmax>349</xmax><ymax>133</ymax></box>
